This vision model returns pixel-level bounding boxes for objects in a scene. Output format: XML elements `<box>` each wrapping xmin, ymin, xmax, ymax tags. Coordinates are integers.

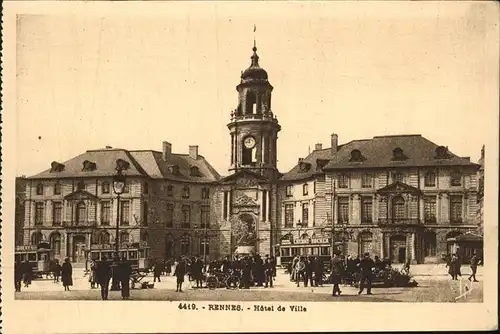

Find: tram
<box><xmin>86</xmin><ymin>241</ymin><xmax>152</xmax><ymax>272</ymax></box>
<box><xmin>15</xmin><ymin>242</ymin><xmax>57</xmax><ymax>278</ymax></box>
<box><xmin>277</xmin><ymin>238</ymin><xmax>337</xmax><ymax>272</ymax></box>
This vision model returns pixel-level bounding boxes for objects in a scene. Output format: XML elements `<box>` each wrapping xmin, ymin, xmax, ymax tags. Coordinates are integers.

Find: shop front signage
<box><xmin>280</xmin><ymin>237</ymin><xmax>330</xmax><ymax>246</ymax></box>
<box><xmin>16</xmin><ymin>245</ymin><xmax>38</xmax><ymax>252</ymax></box>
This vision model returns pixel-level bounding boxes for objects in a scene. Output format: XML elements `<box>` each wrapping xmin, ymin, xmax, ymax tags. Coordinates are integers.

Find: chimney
<box><xmin>298</xmin><ymin>158</ymin><xmax>304</xmax><ymax>163</ymax></box>
<box><xmin>162</xmin><ymin>141</ymin><xmax>172</xmax><ymax>161</ymax></box>
<box><xmin>189</xmin><ymin>145</ymin><xmax>199</xmax><ymax>160</ymax></box>
<box><xmin>315</xmin><ymin>143</ymin><xmax>323</xmax><ymax>151</ymax></box>
<box><xmin>331</xmin><ymin>133</ymin><xmax>338</xmax><ymax>154</ymax></box>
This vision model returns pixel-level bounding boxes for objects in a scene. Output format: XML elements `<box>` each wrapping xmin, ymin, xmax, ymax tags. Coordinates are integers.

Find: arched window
<box><xmin>392</xmin><ymin>196</ymin><xmax>405</xmax><ymax>220</ymax></box>
<box><xmin>49</xmin><ymin>232</ymin><xmax>61</xmax><ymax>255</ymax></box>
<box><xmin>36</xmin><ymin>183</ymin><xmax>44</xmax><ymax>195</ymax></box>
<box><xmin>424</xmin><ymin>171</ymin><xmax>436</xmax><ymax>187</ymax></box>
<box><xmin>31</xmin><ymin>231</ymin><xmax>44</xmax><ymax>245</ymax></box>
<box><xmin>246</xmin><ymin>91</ymin><xmax>257</xmax><ymax>115</ymax></box>
<box><xmin>76</xmin><ymin>201</ymin><xmax>86</xmax><ymax>224</ymax></box>
<box><xmin>350</xmin><ymin>149</ymin><xmax>364</xmax><ymax>162</ymax></box>
<box><xmin>53</xmin><ymin>182</ymin><xmax>61</xmax><ymax>195</ymax></box>
<box><xmin>392</xmin><ymin>147</ymin><xmax>407</xmax><ymax>161</ymax></box>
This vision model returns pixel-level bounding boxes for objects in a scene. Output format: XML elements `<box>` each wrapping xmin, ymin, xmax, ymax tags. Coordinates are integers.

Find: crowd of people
<box><xmin>445</xmin><ymin>251</ymin><xmax>481</xmax><ymax>282</ymax></box>
<box><xmin>14</xmin><ymin>258</ymin><xmax>74</xmax><ymax>292</ymax></box>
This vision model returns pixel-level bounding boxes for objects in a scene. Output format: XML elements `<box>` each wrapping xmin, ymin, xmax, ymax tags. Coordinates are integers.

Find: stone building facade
<box><xmin>16</xmin><ymin>44</ymin><xmax>481</xmax><ymax>265</ymax></box>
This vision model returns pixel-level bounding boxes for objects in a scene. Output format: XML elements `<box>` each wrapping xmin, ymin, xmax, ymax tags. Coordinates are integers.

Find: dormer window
<box><xmin>82</xmin><ymin>160</ymin><xmax>97</xmax><ymax>172</ymax></box>
<box><xmin>53</xmin><ymin>182</ymin><xmax>61</xmax><ymax>195</ymax></box>
<box><xmin>316</xmin><ymin>159</ymin><xmax>329</xmax><ymax>171</ymax></box>
<box><xmin>450</xmin><ymin>170</ymin><xmax>462</xmax><ymax>186</ymax></box>
<box><xmin>349</xmin><ymin>149</ymin><xmax>365</xmax><ymax>162</ymax></box>
<box><xmin>435</xmin><ymin>146</ymin><xmax>450</xmax><ymax>159</ymax></box>
<box><xmin>115</xmin><ymin>159</ymin><xmax>130</xmax><ymax>171</ymax></box>
<box><xmin>299</xmin><ymin>162</ymin><xmax>311</xmax><ymax>173</ymax></box>
<box><xmin>392</xmin><ymin>147</ymin><xmax>408</xmax><ymax>161</ymax></box>
<box><xmin>190</xmin><ymin>166</ymin><xmax>202</xmax><ymax>177</ymax></box>
<box><xmin>36</xmin><ymin>183</ymin><xmax>44</xmax><ymax>195</ymax></box>
<box><xmin>50</xmin><ymin>161</ymin><xmax>65</xmax><ymax>173</ymax></box>
<box><xmin>182</xmin><ymin>186</ymin><xmax>190</xmax><ymax>199</ymax></box>
<box><xmin>169</xmin><ymin>165</ymin><xmax>180</xmax><ymax>175</ymax></box>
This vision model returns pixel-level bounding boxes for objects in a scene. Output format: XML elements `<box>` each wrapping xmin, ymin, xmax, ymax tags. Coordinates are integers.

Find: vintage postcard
<box><xmin>1</xmin><ymin>1</ymin><xmax>499</xmax><ymax>333</ymax></box>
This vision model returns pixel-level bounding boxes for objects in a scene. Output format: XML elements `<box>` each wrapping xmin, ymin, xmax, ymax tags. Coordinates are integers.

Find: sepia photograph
<box><xmin>1</xmin><ymin>1</ymin><xmax>498</xmax><ymax>333</ymax></box>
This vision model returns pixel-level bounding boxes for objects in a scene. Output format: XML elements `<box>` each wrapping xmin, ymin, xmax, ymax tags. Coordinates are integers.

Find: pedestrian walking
<box><xmin>264</xmin><ymin>257</ymin><xmax>274</xmax><ymax>288</ymax></box>
<box><xmin>174</xmin><ymin>257</ymin><xmax>187</xmax><ymax>292</ymax></box>
<box><xmin>120</xmin><ymin>257</ymin><xmax>132</xmax><ymax>300</ymax></box>
<box><xmin>15</xmin><ymin>260</ymin><xmax>23</xmax><ymax>292</ymax></box>
<box><xmin>446</xmin><ymin>254</ymin><xmax>457</xmax><ymax>280</ymax></box>
<box><xmin>357</xmin><ymin>252</ymin><xmax>375</xmax><ymax>295</ymax></box>
<box><xmin>314</xmin><ymin>256</ymin><xmax>324</xmax><ymax>287</ymax></box>
<box><xmin>153</xmin><ymin>260</ymin><xmax>163</xmax><ymax>283</ymax></box>
<box><xmin>53</xmin><ymin>259</ymin><xmax>61</xmax><ymax>283</ymax></box>
<box><xmin>96</xmin><ymin>256</ymin><xmax>112</xmax><ymax>300</ymax></box>
<box><xmin>468</xmin><ymin>252</ymin><xmax>480</xmax><ymax>282</ymax></box>
<box><xmin>22</xmin><ymin>260</ymin><xmax>32</xmax><ymax>288</ymax></box>
<box><xmin>61</xmin><ymin>258</ymin><xmax>73</xmax><ymax>291</ymax></box>
<box><xmin>305</xmin><ymin>257</ymin><xmax>314</xmax><ymax>287</ymax></box>
<box><xmin>89</xmin><ymin>260</ymin><xmax>98</xmax><ymax>289</ymax></box>
<box><xmin>295</xmin><ymin>257</ymin><xmax>306</xmax><ymax>287</ymax></box>
<box><xmin>330</xmin><ymin>251</ymin><xmax>344</xmax><ymax>296</ymax></box>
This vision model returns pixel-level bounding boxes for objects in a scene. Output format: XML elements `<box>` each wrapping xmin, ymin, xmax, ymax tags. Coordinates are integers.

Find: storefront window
<box><xmin>281</xmin><ymin>248</ymin><xmax>291</xmax><ymax>257</ymax></box>
<box><xmin>320</xmin><ymin>247</ymin><xmax>330</xmax><ymax>256</ymax></box>
<box><xmin>291</xmin><ymin>248</ymin><xmax>299</xmax><ymax>256</ymax></box>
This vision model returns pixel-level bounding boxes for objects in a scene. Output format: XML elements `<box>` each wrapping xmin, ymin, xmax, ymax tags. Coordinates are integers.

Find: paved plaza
<box><xmin>15</xmin><ymin>264</ymin><xmax>483</xmax><ymax>302</ymax></box>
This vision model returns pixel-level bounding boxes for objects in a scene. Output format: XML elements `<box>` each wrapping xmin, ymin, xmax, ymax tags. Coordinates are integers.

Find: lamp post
<box><xmin>110</xmin><ymin>166</ymin><xmax>126</xmax><ymax>291</ymax></box>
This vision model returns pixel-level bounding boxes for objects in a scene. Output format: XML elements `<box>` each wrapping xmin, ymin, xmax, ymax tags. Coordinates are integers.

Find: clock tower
<box><xmin>228</xmin><ymin>43</ymin><xmax>281</xmax><ymax>179</ymax></box>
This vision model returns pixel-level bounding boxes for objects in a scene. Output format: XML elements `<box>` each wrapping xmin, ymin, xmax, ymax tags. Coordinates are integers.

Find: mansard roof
<box><xmin>29</xmin><ymin>147</ymin><xmax>220</xmax><ymax>183</ymax></box>
<box><xmin>280</xmin><ymin>140</ymin><xmax>370</xmax><ymax>182</ymax></box>
<box><xmin>324</xmin><ymin>135</ymin><xmax>479</xmax><ymax>170</ymax></box>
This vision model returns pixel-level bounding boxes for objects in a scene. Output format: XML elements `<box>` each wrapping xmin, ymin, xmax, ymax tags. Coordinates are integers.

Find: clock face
<box><xmin>244</xmin><ymin>136</ymin><xmax>256</xmax><ymax>149</ymax></box>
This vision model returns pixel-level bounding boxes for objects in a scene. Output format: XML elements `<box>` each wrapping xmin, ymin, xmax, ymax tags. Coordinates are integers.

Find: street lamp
<box><xmin>110</xmin><ymin>165</ymin><xmax>126</xmax><ymax>291</ymax></box>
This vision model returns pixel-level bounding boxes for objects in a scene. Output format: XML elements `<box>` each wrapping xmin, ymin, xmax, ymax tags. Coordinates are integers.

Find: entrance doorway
<box><xmin>390</xmin><ymin>235</ymin><xmax>407</xmax><ymax>264</ymax></box>
<box><xmin>73</xmin><ymin>235</ymin><xmax>86</xmax><ymax>263</ymax></box>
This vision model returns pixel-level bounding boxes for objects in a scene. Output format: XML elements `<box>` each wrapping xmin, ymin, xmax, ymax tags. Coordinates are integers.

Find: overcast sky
<box><xmin>15</xmin><ymin>1</ymin><xmax>499</xmax><ymax>177</ymax></box>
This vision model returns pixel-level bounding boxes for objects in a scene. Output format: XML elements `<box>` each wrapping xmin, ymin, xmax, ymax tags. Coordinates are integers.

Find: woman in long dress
<box><xmin>61</xmin><ymin>258</ymin><xmax>73</xmax><ymax>291</ymax></box>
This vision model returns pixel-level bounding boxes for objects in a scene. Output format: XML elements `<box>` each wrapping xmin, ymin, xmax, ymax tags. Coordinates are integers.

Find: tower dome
<box><xmin>240</xmin><ymin>46</ymin><xmax>269</xmax><ymax>83</ymax></box>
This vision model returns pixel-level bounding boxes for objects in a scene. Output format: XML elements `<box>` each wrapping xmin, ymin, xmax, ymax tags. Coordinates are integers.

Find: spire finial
<box><xmin>253</xmin><ymin>24</ymin><xmax>257</xmax><ymax>51</ymax></box>
<box><xmin>250</xmin><ymin>24</ymin><xmax>259</xmax><ymax>67</ymax></box>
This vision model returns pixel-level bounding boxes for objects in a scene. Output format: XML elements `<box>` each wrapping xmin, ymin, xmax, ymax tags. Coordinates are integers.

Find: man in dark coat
<box><xmin>153</xmin><ymin>260</ymin><xmax>163</xmax><ymax>283</ymax></box>
<box><xmin>304</xmin><ymin>257</ymin><xmax>314</xmax><ymax>287</ymax></box>
<box><xmin>314</xmin><ymin>256</ymin><xmax>324</xmax><ymax>287</ymax></box>
<box><xmin>357</xmin><ymin>252</ymin><xmax>375</xmax><ymax>295</ymax></box>
<box><xmin>468</xmin><ymin>252</ymin><xmax>480</xmax><ymax>282</ymax></box>
<box><xmin>96</xmin><ymin>256</ymin><xmax>112</xmax><ymax>300</ymax></box>
<box><xmin>22</xmin><ymin>260</ymin><xmax>33</xmax><ymax>288</ymax></box>
<box><xmin>330</xmin><ymin>251</ymin><xmax>345</xmax><ymax>296</ymax></box>
<box><xmin>15</xmin><ymin>260</ymin><xmax>23</xmax><ymax>292</ymax></box>
<box><xmin>241</xmin><ymin>257</ymin><xmax>252</xmax><ymax>289</ymax></box>
<box><xmin>174</xmin><ymin>257</ymin><xmax>187</xmax><ymax>292</ymax></box>
<box><xmin>119</xmin><ymin>257</ymin><xmax>132</xmax><ymax>300</ymax></box>
<box><xmin>264</xmin><ymin>257</ymin><xmax>274</xmax><ymax>288</ymax></box>
<box><xmin>192</xmin><ymin>257</ymin><xmax>203</xmax><ymax>288</ymax></box>
<box><xmin>61</xmin><ymin>258</ymin><xmax>73</xmax><ymax>291</ymax></box>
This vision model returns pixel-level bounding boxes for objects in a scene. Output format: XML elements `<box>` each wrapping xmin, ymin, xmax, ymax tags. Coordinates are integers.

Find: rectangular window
<box><xmin>101</xmin><ymin>182</ymin><xmax>110</xmax><ymax>194</ymax></box>
<box><xmin>201</xmin><ymin>205</ymin><xmax>210</xmax><ymax>228</ymax></box>
<box><xmin>291</xmin><ymin>248</ymin><xmax>299</xmax><ymax>256</ymax></box>
<box><xmin>123</xmin><ymin>184</ymin><xmax>130</xmax><ymax>193</ymax></box>
<box><xmin>182</xmin><ymin>187</ymin><xmax>190</xmax><ymax>199</ymax></box>
<box><xmin>284</xmin><ymin>204</ymin><xmax>294</xmax><ymax>228</ymax></box>
<box><xmin>281</xmin><ymin>248</ymin><xmax>290</xmax><ymax>257</ymax></box>
<box><xmin>35</xmin><ymin>202</ymin><xmax>44</xmax><ymax>225</ymax></box>
<box><xmin>286</xmin><ymin>185</ymin><xmax>293</xmax><ymax>197</ymax></box>
<box><xmin>166</xmin><ymin>203</ymin><xmax>174</xmax><ymax>227</ymax></box>
<box><xmin>362</xmin><ymin>174</ymin><xmax>372</xmax><ymax>188</ymax></box>
<box><xmin>167</xmin><ymin>185</ymin><xmax>173</xmax><ymax>197</ymax></box>
<box><xmin>450</xmin><ymin>195</ymin><xmax>463</xmax><ymax>223</ymax></box>
<box><xmin>53</xmin><ymin>183</ymin><xmax>61</xmax><ymax>195</ymax></box>
<box><xmin>424</xmin><ymin>172</ymin><xmax>436</xmax><ymax>187</ymax></box>
<box><xmin>321</xmin><ymin>247</ymin><xmax>330</xmax><ymax>256</ymax></box>
<box><xmin>52</xmin><ymin>202</ymin><xmax>62</xmax><ymax>225</ymax></box>
<box><xmin>120</xmin><ymin>201</ymin><xmax>130</xmax><ymax>226</ymax></box>
<box><xmin>202</xmin><ymin>187</ymin><xmax>210</xmax><ymax>200</ymax></box>
<box><xmin>181</xmin><ymin>205</ymin><xmax>191</xmax><ymax>228</ymax></box>
<box><xmin>302</xmin><ymin>203</ymin><xmax>309</xmax><ymax>226</ymax></box>
<box><xmin>361</xmin><ymin>197</ymin><xmax>372</xmax><ymax>223</ymax></box>
<box><xmin>199</xmin><ymin>239</ymin><xmax>210</xmax><ymax>256</ymax></box>
<box><xmin>451</xmin><ymin>171</ymin><xmax>462</xmax><ymax>186</ymax></box>
<box><xmin>424</xmin><ymin>197</ymin><xmax>436</xmax><ymax>223</ymax></box>
<box><xmin>36</xmin><ymin>184</ymin><xmax>44</xmax><ymax>195</ymax></box>
<box><xmin>303</xmin><ymin>184</ymin><xmax>309</xmax><ymax>196</ymax></box>
<box><xmin>338</xmin><ymin>197</ymin><xmax>349</xmax><ymax>223</ymax></box>
<box><xmin>101</xmin><ymin>201</ymin><xmax>111</xmax><ymax>225</ymax></box>
<box><xmin>338</xmin><ymin>174</ymin><xmax>349</xmax><ymax>188</ymax></box>
<box><xmin>313</xmin><ymin>181</ymin><xmax>316</xmax><ymax>194</ymax></box>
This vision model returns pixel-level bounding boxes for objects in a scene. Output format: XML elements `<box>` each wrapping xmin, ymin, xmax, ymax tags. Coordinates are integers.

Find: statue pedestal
<box><xmin>234</xmin><ymin>245</ymin><xmax>256</xmax><ymax>256</ymax></box>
